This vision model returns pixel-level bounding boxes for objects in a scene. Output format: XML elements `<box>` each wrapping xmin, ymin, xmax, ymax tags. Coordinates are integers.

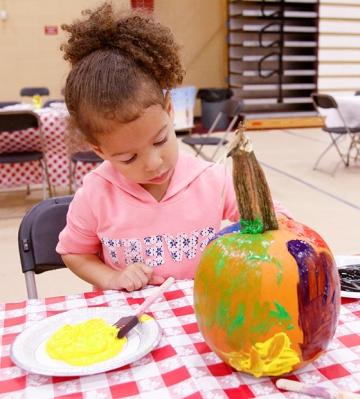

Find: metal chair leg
<box><xmin>68</xmin><ymin>160</ymin><xmax>75</xmax><ymax>194</ymax></box>
<box><xmin>24</xmin><ymin>271</ymin><xmax>38</xmax><ymax>299</ymax></box>
<box><xmin>313</xmin><ymin>134</ymin><xmax>346</xmax><ymax>171</ymax></box>
<box><xmin>40</xmin><ymin>159</ymin><xmax>53</xmax><ymax>198</ymax></box>
<box><xmin>210</xmin><ymin>116</ymin><xmax>240</xmax><ymax>161</ymax></box>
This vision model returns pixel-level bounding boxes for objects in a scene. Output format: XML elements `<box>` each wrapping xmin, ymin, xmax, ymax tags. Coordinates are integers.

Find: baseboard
<box><xmin>244</xmin><ymin>116</ymin><xmax>324</xmax><ymax>130</ymax></box>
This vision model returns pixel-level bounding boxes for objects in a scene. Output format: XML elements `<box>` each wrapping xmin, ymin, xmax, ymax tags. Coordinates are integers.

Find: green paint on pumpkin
<box><xmin>215</xmin><ymin>295</ymin><xmax>230</xmax><ymax>327</ymax></box>
<box><xmin>195</xmin><ymin>230</ymin><xmax>291</xmax><ymax>347</ymax></box>
<box><xmin>250</xmin><ymin>301</ymin><xmax>294</xmax><ymax>335</ymax></box>
<box><xmin>270</xmin><ymin>302</ymin><xmax>292</xmax><ymax>322</ymax></box>
<box><xmin>246</xmin><ymin>253</ymin><xmax>271</xmax><ymax>262</ymax></box>
<box><xmin>274</xmin><ymin>258</ymin><xmax>284</xmax><ymax>285</ymax></box>
<box><xmin>240</xmin><ymin>218</ymin><xmax>263</xmax><ymax>234</ymax></box>
<box><xmin>228</xmin><ymin>303</ymin><xmax>245</xmax><ymax>334</ymax></box>
<box><xmin>215</xmin><ymin>257</ymin><xmax>226</xmax><ymax>277</ymax></box>
<box><xmin>251</xmin><ymin>302</ymin><xmax>274</xmax><ymax>334</ymax></box>
<box><xmin>287</xmin><ymin>324</ymin><xmax>294</xmax><ymax>330</ymax></box>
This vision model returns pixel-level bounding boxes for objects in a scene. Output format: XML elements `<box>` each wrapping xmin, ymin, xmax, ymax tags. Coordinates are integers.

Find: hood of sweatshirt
<box><xmin>91</xmin><ymin>150</ymin><xmax>214</xmax><ymax>204</ymax></box>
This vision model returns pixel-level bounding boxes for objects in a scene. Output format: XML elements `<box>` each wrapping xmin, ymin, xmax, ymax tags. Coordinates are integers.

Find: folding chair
<box><xmin>311</xmin><ymin>93</ymin><xmax>360</xmax><ymax>175</ymax></box>
<box><xmin>20</xmin><ymin>87</ymin><xmax>50</xmax><ymax>97</ymax></box>
<box><xmin>69</xmin><ymin>150</ymin><xmax>103</xmax><ymax>193</ymax></box>
<box><xmin>0</xmin><ymin>111</ymin><xmax>53</xmax><ymax>197</ymax></box>
<box><xmin>181</xmin><ymin>99</ymin><xmax>244</xmax><ymax>162</ymax></box>
<box><xmin>18</xmin><ymin>196</ymin><xmax>72</xmax><ymax>299</ymax></box>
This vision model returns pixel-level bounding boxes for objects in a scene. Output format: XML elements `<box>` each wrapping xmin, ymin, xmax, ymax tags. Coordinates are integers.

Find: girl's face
<box><xmin>91</xmin><ymin>99</ymin><xmax>178</xmax><ymax>196</ymax></box>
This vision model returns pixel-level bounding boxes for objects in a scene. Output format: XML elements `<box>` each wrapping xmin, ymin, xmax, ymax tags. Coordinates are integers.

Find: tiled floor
<box><xmin>0</xmin><ymin>127</ymin><xmax>359</xmax><ymax>302</ymax></box>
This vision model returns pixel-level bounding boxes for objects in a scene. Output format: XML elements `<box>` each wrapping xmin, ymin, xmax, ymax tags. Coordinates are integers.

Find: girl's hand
<box><xmin>109</xmin><ymin>263</ymin><xmax>165</xmax><ymax>292</ymax></box>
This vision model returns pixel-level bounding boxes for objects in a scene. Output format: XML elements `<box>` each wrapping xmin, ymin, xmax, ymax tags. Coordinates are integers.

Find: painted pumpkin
<box><xmin>193</xmin><ymin>129</ymin><xmax>340</xmax><ymax>378</ymax></box>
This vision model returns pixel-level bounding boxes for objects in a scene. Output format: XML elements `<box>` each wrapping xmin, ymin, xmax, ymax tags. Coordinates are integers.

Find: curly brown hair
<box><xmin>61</xmin><ymin>2</ymin><xmax>185</xmax><ymax>144</ymax></box>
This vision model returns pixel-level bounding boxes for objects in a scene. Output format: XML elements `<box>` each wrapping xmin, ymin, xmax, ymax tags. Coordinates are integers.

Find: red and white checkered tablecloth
<box><xmin>0</xmin><ymin>280</ymin><xmax>360</xmax><ymax>399</ymax></box>
<box><xmin>0</xmin><ymin>108</ymin><xmax>100</xmax><ymax>189</ymax></box>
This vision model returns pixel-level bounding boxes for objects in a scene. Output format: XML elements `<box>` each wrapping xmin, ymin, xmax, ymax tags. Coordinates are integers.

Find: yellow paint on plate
<box><xmin>46</xmin><ymin>318</ymin><xmax>127</xmax><ymax>366</ymax></box>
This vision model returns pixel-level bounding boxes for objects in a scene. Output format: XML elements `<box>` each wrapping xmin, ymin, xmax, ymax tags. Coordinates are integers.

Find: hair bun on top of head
<box><xmin>60</xmin><ymin>2</ymin><xmax>184</xmax><ymax>89</ymax></box>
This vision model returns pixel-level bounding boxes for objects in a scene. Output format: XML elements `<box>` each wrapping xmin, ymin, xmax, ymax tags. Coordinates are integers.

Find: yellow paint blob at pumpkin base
<box><xmin>46</xmin><ymin>319</ymin><xmax>127</xmax><ymax>366</ymax></box>
<box><xmin>225</xmin><ymin>332</ymin><xmax>300</xmax><ymax>377</ymax></box>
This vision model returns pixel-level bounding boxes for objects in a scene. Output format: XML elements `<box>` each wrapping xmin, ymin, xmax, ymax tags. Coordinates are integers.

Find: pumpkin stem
<box><xmin>228</xmin><ymin>126</ymin><xmax>278</xmax><ymax>232</ymax></box>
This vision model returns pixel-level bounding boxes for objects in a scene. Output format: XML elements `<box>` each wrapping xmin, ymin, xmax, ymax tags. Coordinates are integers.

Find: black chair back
<box><xmin>20</xmin><ymin>87</ymin><xmax>50</xmax><ymax>97</ymax></box>
<box><xmin>71</xmin><ymin>151</ymin><xmax>103</xmax><ymax>163</ymax></box>
<box><xmin>311</xmin><ymin>93</ymin><xmax>338</xmax><ymax>109</ymax></box>
<box><xmin>19</xmin><ymin>196</ymin><xmax>71</xmax><ymax>274</ymax></box>
<box><xmin>18</xmin><ymin>196</ymin><xmax>72</xmax><ymax>298</ymax></box>
<box><xmin>0</xmin><ymin>111</ymin><xmax>39</xmax><ymax>133</ymax></box>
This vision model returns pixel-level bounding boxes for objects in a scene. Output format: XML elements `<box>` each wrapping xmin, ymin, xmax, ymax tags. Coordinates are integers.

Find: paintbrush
<box><xmin>276</xmin><ymin>378</ymin><xmax>360</xmax><ymax>399</ymax></box>
<box><xmin>114</xmin><ymin>277</ymin><xmax>175</xmax><ymax>338</ymax></box>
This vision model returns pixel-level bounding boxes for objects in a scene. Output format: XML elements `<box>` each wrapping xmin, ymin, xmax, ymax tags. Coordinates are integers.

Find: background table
<box><xmin>0</xmin><ymin>107</ymin><xmax>98</xmax><ymax>190</ymax></box>
<box><xmin>0</xmin><ymin>280</ymin><xmax>360</xmax><ymax>398</ymax></box>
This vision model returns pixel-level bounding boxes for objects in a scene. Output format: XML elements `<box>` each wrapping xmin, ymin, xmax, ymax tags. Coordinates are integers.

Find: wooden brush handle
<box><xmin>276</xmin><ymin>378</ymin><xmax>360</xmax><ymax>399</ymax></box>
<box><xmin>135</xmin><ymin>277</ymin><xmax>175</xmax><ymax>316</ymax></box>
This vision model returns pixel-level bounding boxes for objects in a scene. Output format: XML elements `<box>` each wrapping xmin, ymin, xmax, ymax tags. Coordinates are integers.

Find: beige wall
<box><xmin>0</xmin><ymin>0</ymin><xmax>227</xmax><ymax>105</ymax></box>
<box><xmin>154</xmin><ymin>0</ymin><xmax>227</xmax><ymax>89</ymax></box>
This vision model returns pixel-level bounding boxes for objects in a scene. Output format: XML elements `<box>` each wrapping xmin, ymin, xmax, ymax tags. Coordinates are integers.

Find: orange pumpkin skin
<box><xmin>194</xmin><ymin>217</ymin><xmax>340</xmax><ymax>377</ymax></box>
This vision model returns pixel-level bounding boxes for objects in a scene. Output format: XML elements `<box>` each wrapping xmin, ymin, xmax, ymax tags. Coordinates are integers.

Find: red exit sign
<box><xmin>44</xmin><ymin>25</ymin><xmax>58</xmax><ymax>35</ymax></box>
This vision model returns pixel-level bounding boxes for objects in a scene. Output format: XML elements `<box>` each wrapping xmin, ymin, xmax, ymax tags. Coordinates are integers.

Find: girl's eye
<box><xmin>121</xmin><ymin>154</ymin><xmax>137</xmax><ymax>164</ymax></box>
<box><xmin>154</xmin><ymin>136</ymin><xmax>168</xmax><ymax>146</ymax></box>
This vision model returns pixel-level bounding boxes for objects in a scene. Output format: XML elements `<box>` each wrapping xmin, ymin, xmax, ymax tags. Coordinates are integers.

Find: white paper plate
<box><xmin>335</xmin><ymin>255</ymin><xmax>360</xmax><ymax>299</ymax></box>
<box><xmin>10</xmin><ymin>307</ymin><xmax>161</xmax><ymax>376</ymax></box>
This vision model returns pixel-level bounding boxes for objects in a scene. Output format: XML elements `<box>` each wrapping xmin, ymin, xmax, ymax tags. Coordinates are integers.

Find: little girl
<box><xmin>56</xmin><ymin>2</ymin><xmax>289</xmax><ymax>292</ymax></box>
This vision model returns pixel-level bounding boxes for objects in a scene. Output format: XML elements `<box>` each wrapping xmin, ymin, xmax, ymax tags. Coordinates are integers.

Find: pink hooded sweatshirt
<box><xmin>57</xmin><ymin>151</ymin><xmax>288</xmax><ymax>280</ymax></box>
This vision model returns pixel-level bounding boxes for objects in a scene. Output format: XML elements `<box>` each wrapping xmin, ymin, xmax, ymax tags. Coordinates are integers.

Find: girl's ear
<box><xmin>164</xmin><ymin>91</ymin><xmax>174</xmax><ymax>120</ymax></box>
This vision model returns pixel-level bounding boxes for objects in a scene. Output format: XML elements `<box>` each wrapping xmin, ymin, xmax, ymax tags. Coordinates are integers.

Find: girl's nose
<box><xmin>144</xmin><ymin>150</ymin><xmax>163</xmax><ymax>172</ymax></box>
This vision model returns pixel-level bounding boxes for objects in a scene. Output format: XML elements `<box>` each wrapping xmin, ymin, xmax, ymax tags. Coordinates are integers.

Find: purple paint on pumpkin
<box><xmin>287</xmin><ymin>240</ymin><xmax>312</xmax><ymax>302</ymax></box>
<box><xmin>319</xmin><ymin>252</ymin><xmax>330</xmax><ymax>304</ymax></box>
<box><xmin>287</xmin><ymin>240</ymin><xmax>339</xmax><ymax>361</ymax></box>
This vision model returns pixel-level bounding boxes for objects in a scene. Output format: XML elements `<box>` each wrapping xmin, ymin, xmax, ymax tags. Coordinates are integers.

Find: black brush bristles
<box><xmin>114</xmin><ymin>315</ymin><xmax>139</xmax><ymax>339</ymax></box>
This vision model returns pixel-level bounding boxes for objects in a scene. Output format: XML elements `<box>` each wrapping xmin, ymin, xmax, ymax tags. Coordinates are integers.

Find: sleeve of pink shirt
<box><xmin>56</xmin><ymin>187</ymin><xmax>101</xmax><ymax>255</ymax></box>
<box><xmin>222</xmin><ymin>166</ymin><xmax>239</xmax><ymax>222</ymax></box>
<box><xmin>221</xmin><ymin>166</ymin><xmax>293</xmax><ymax>222</ymax></box>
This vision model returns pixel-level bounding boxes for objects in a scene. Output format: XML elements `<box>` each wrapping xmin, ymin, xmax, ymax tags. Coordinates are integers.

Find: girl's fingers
<box><xmin>123</xmin><ymin>263</ymin><xmax>162</xmax><ymax>290</ymax></box>
<box><xmin>139</xmin><ymin>264</ymin><xmax>153</xmax><ymax>277</ymax></box>
<box><xmin>133</xmin><ymin>268</ymin><xmax>150</xmax><ymax>287</ymax></box>
<box><xmin>132</xmin><ymin>272</ymin><xmax>145</xmax><ymax>290</ymax></box>
<box><xmin>149</xmin><ymin>274</ymin><xmax>166</xmax><ymax>285</ymax></box>
<box><xmin>123</xmin><ymin>276</ymin><xmax>135</xmax><ymax>292</ymax></box>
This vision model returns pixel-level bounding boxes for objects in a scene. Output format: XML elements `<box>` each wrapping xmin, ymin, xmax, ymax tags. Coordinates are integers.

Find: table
<box><xmin>0</xmin><ymin>107</ymin><xmax>98</xmax><ymax>189</ymax></box>
<box><xmin>1</xmin><ymin>280</ymin><xmax>360</xmax><ymax>398</ymax></box>
<box><xmin>322</xmin><ymin>95</ymin><xmax>360</xmax><ymax>129</ymax></box>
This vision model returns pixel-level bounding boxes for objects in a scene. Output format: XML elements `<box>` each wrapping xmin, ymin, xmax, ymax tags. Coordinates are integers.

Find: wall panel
<box><xmin>0</xmin><ymin>0</ymin><xmax>227</xmax><ymax>107</ymax></box>
<box><xmin>319</xmin><ymin>0</ymin><xmax>360</xmax><ymax>94</ymax></box>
